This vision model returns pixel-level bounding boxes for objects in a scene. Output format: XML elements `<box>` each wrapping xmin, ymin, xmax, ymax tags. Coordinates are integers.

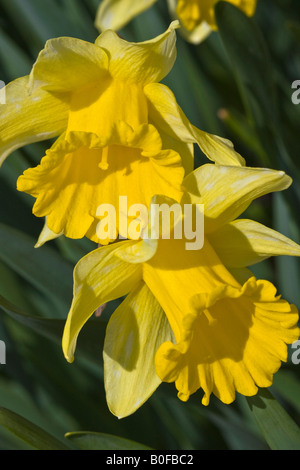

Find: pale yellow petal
<box><xmin>167</xmin><ymin>0</ymin><xmax>212</xmax><ymax>44</ymax></box>
<box><xmin>95</xmin><ymin>21</ymin><xmax>179</xmax><ymax>85</ymax></box>
<box><xmin>0</xmin><ymin>76</ymin><xmax>69</xmax><ymax>166</ymax></box>
<box><xmin>209</xmin><ymin>219</ymin><xmax>300</xmax><ymax>268</ymax></box>
<box><xmin>179</xmin><ymin>21</ymin><xmax>212</xmax><ymax>44</ymax></box>
<box><xmin>183</xmin><ymin>164</ymin><xmax>292</xmax><ymax>233</ymax></box>
<box><xmin>104</xmin><ymin>281</ymin><xmax>173</xmax><ymax>418</ymax></box>
<box><xmin>175</xmin><ymin>0</ymin><xmax>257</xmax><ymax>32</ymax></box>
<box><xmin>95</xmin><ymin>0</ymin><xmax>157</xmax><ymax>32</ymax></box>
<box><xmin>29</xmin><ymin>37</ymin><xmax>109</xmax><ymax>93</ymax></box>
<box><xmin>144</xmin><ymin>82</ymin><xmax>245</xmax><ymax>166</ymax></box>
<box><xmin>62</xmin><ymin>241</ymin><xmax>142</xmax><ymax>363</ymax></box>
<box><xmin>115</xmin><ymin>238</ymin><xmax>158</xmax><ymax>264</ymax></box>
<box><xmin>34</xmin><ymin>218</ymin><xmax>63</xmax><ymax>248</ymax></box>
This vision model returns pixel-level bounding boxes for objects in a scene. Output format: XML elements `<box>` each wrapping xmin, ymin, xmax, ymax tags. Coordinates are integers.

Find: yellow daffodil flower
<box><xmin>172</xmin><ymin>0</ymin><xmax>257</xmax><ymax>43</ymax></box>
<box><xmin>1</xmin><ymin>22</ymin><xmax>242</xmax><ymax>244</ymax></box>
<box><xmin>95</xmin><ymin>0</ymin><xmax>257</xmax><ymax>44</ymax></box>
<box><xmin>62</xmin><ymin>163</ymin><xmax>300</xmax><ymax>418</ymax></box>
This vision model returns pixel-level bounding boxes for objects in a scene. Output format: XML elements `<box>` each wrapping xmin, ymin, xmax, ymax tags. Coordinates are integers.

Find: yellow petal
<box><xmin>155</xmin><ymin>276</ymin><xmax>299</xmax><ymax>405</ymax></box>
<box><xmin>178</xmin><ymin>21</ymin><xmax>212</xmax><ymax>44</ymax></box>
<box><xmin>29</xmin><ymin>37</ymin><xmax>109</xmax><ymax>93</ymax></box>
<box><xmin>176</xmin><ymin>0</ymin><xmax>211</xmax><ymax>31</ymax></box>
<box><xmin>144</xmin><ymin>82</ymin><xmax>245</xmax><ymax>166</ymax></box>
<box><xmin>104</xmin><ymin>281</ymin><xmax>173</xmax><ymax>418</ymax></box>
<box><xmin>95</xmin><ymin>21</ymin><xmax>180</xmax><ymax>85</ymax></box>
<box><xmin>229</xmin><ymin>0</ymin><xmax>257</xmax><ymax>17</ymax></box>
<box><xmin>183</xmin><ymin>164</ymin><xmax>292</xmax><ymax>233</ymax></box>
<box><xmin>159</xmin><ymin>128</ymin><xmax>194</xmax><ymax>175</ymax></box>
<box><xmin>95</xmin><ymin>0</ymin><xmax>157</xmax><ymax>31</ymax></box>
<box><xmin>62</xmin><ymin>240</ymin><xmax>142</xmax><ymax>363</ymax></box>
<box><xmin>209</xmin><ymin>219</ymin><xmax>300</xmax><ymax>268</ymax></box>
<box><xmin>167</xmin><ymin>0</ymin><xmax>212</xmax><ymax>44</ymax></box>
<box><xmin>115</xmin><ymin>238</ymin><xmax>158</xmax><ymax>264</ymax></box>
<box><xmin>175</xmin><ymin>0</ymin><xmax>257</xmax><ymax>32</ymax></box>
<box><xmin>34</xmin><ymin>218</ymin><xmax>63</xmax><ymax>248</ymax></box>
<box><xmin>0</xmin><ymin>76</ymin><xmax>69</xmax><ymax>166</ymax></box>
<box><xmin>67</xmin><ymin>77</ymin><xmax>148</xmax><ymax>137</ymax></box>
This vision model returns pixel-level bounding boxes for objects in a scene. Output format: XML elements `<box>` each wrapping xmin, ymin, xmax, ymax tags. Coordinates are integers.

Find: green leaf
<box><xmin>0</xmin><ymin>407</ymin><xmax>72</xmax><ymax>450</ymax></box>
<box><xmin>272</xmin><ymin>370</ymin><xmax>300</xmax><ymax>415</ymax></box>
<box><xmin>65</xmin><ymin>431</ymin><xmax>152</xmax><ymax>450</ymax></box>
<box><xmin>0</xmin><ymin>294</ymin><xmax>65</xmax><ymax>342</ymax></box>
<box><xmin>273</xmin><ymin>192</ymin><xmax>300</xmax><ymax>307</ymax></box>
<box><xmin>0</xmin><ymin>28</ymin><xmax>32</xmax><ymax>80</ymax></box>
<box><xmin>246</xmin><ymin>389</ymin><xmax>300</xmax><ymax>450</ymax></box>
<box><xmin>215</xmin><ymin>1</ymin><xmax>300</xmax><ymax>219</ymax></box>
<box><xmin>215</xmin><ymin>2</ymin><xmax>277</xmax><ymax>136</ymax></box>
<box><xmin>0</xmin><ymin>223</ymin><xmax>73</xmax><ymax>317</ymax></box>
<box><xmin>1</xmin><ymin>0</ymin><xmax>94</xmax><ymax>55</ymax></box>
<box><xmin>0</xmin><ymin>293</ymin><xmax>107</xmax><ymax>363</ymax></box>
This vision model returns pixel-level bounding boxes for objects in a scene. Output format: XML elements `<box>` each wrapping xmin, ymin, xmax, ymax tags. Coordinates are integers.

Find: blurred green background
<box><xmin>0</xmin><ymin>0</ymin><xmax>300</xmax><ymax>450</ymax></box>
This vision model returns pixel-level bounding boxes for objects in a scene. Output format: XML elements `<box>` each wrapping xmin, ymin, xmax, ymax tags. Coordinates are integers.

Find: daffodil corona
<box><xmin>1</xmin><ymin>23</ymin><xmax>242</xmax><ymax>245</ymax></box>
<box><xmin>95</xmin><ymin>0</ymin><xmax>257</xmax><ymax>44</ymax></box>
<box><xmin>62</xmin><ymin>163</ymin><xmax>300</xmax><ymax>418</ymax></box>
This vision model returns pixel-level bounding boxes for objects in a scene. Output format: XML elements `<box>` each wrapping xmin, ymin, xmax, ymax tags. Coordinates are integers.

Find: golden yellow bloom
<box><xmin>1</xmin><ymin>23</ymin><xmax>242</xmax><ymax>244</ymax></box>
<box><xmin>95</xmin><ymin>0</ymin><xmax>257</xmax><ymax>44</ymax></box>
<box><xmin>175</xmin><ymin>0</ymin><xmax>257</xmax><ymax>31</ymax></box>
<box><xmin>62</xmin><ymin>163</ymin><xmax>300</xmax><ymax>418</ymax></box>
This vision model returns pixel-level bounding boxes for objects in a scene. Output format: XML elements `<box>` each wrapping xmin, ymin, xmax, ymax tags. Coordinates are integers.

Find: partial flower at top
<box><xmin>62</xmin><ymin>162</ymin><xmax>300</xmax><ymax>418</ymax></box>
<box><xmin>0</xmin><ymin>22</ymin><xmax>243</xmax><ymax>245</ymax></box>
<box><xmin>95</xmin><ymin>0</ymin><xmax>257</xmax><ymax>44</ymax></box>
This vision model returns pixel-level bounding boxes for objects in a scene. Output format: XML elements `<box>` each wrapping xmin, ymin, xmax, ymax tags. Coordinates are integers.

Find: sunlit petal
<box><xmin>104</xmin><ymin>281</ymin><xmax>173</xmax><ymax>418</ymax></box>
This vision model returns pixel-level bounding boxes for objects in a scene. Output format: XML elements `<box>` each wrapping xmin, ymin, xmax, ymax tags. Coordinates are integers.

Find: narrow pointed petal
<box><xmin>95</xmin><ymin>0</ymin><xmax>157</xmax><ymax>32</ymax></box>
<box><xmin>35</xmin><ymin>218</ymin><xmax>63</xmax><ymax>248</ymax></box>
<box><xmin>29</xmin><ymin>37</ymin><xmax>109</xmax><ymax>93</ymax></box>
<box><xmin>183</xmin><ymin>164</ymin><xmax>292</xmax><ymax>233</ymax></box>
<box><xmin>179</xmin><ymin>21</ymin><xmax>212</xmax><ymax>44</ymax></box>
<box><xmin>104</xmin><ymin>282</ymin><xmax>173</xmax><ymax>418</ymax></box>
<box><xmin>0</xmin><ymin>76</ymin><xmax>69</xmax><ymax>166</ymax></box>
<box><xmin>62</xmin><ymin>241</ymin><xmax>142</xmax><ymax>363</ymax></box>
<box><xmin>209</xmin><ymin>219</ymin><xmax>300</xmax><ymax>268</ymax></box>
<box><xmin>144</xmin><ymin>82</ymin><xmax>245</xmax><ymax>166</ymax></box>
<box><xmin>95</xmin><ymin>21</ymin><xmax>180</xmax><ymax>85</ymax></box>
